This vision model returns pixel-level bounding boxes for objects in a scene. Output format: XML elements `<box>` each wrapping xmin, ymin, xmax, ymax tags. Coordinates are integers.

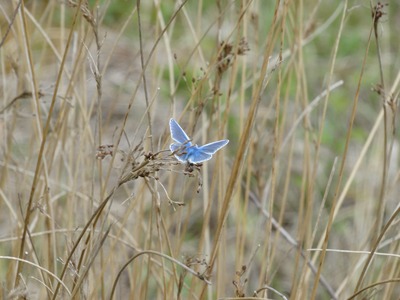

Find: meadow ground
<box><xmin>0</xmin><ymin>1</ymin><xmax>399</xmax><ymax>299</ymax></box>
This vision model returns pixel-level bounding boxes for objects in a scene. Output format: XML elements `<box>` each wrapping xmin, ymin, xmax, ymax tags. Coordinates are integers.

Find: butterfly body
<box><xmin>169</xmin><ymin>118</ymin><xmax>229</xmax><ymax>164</ymax></box>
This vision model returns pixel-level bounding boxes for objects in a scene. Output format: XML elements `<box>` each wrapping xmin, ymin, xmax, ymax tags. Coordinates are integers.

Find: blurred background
<box><xmin>0</xmin><ymin>1</ymin><xmax>399</xmax><ymax>299</ymax></box>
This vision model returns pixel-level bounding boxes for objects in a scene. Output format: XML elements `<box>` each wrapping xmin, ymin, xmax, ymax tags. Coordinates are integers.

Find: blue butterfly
<box><xmin>169</xmin><ymin>118</ymin><xmax>229</xmax><ymax>164</ymax></box>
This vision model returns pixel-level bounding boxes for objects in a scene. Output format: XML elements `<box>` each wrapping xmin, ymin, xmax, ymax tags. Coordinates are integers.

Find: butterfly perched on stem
<box><xmin>169</xmin><ymin>118</ymin><xmax>229</xmax><ymax>164</ymax></box>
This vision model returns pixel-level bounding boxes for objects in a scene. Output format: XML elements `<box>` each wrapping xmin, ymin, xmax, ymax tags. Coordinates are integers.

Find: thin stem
<box><xmin>109</xmin><ymin>250</ymin><xmax>211</xmax><ymax>300</ymax></box>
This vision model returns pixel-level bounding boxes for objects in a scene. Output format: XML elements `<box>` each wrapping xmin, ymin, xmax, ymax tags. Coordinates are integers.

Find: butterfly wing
<box><xmin>197</xmin><ymin>140</ymin><xmax>229</xmax><ymax>154</ymax></box>
<box><xmin>169</xmin><ymin>143</ymin><xmax>182</xmax><ymax>152</ymax></box>
<box><xmin>188</xmin><ymin>150</ymin><xmax>213</xmax><ymax>164</ymax></box>
<box><xmin>170</xmin><ymin>143</ymin><xmax>189</xmax><ymax>162</ymax></box>
<box><xmin>169</xmin><ymin>118</ymin><xmax>191</xmax><ymax>144</ymax></box>
<box><xmin>169</xmin><ymin>118</ymin><xmax>193</xmax><ymax>162</ymax></box>
<box><xmin>188</xmin><ymin>140</ymin><xmax>229</xmax><ymax>164</ymax></box>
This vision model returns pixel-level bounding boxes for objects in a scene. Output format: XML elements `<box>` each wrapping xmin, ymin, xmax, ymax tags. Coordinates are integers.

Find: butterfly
<box><xmin>169</xmin><ymin>118</ymin><xmax>229</xmax><ymax>164</ymax></box>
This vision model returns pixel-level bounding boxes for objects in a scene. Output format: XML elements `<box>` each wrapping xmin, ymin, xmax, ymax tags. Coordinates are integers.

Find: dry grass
<box><xmin>1</xmin><ymin>0</ymin><xmax>400</xmax><ymax>299</ymax></box>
